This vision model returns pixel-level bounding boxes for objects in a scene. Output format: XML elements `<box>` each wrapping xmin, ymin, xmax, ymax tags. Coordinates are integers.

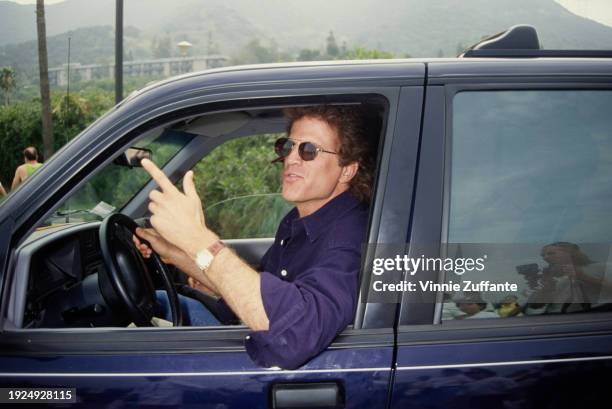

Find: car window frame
<box><xmin>398</xmin><ymin>79</ymin><xmax>612</xmax><ymax>331</ymax></box>
<box><xmin>0</xmin><ymin>89</ymin><xmax>403</xmax><ymax>354</ymax></box>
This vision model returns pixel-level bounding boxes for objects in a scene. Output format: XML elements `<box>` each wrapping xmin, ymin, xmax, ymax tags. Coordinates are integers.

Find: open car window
<box><xmin>195</xmin><ymin>133</ymin><xmax>292</xmax><ymax>239</ymax></box>
<box><xmin>10</xmin><ymin>98</ymin><xmax>386</xmax><ymax>331</ymax></box>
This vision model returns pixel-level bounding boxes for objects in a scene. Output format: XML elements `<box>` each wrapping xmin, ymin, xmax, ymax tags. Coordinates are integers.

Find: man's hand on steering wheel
<box><xmin>133</xmin><ymin>227</ymin><xmax>184</xmax><ymax>265</ymax></box>
<box><xmin>133</xmin><ymin>227</ymin><xmax>220</xmax><ymax>297</ymax></box>
<box><xmin>99</xmin><ymin>214</ymin><xmax>183</xmax><ymax>326</ymax></box>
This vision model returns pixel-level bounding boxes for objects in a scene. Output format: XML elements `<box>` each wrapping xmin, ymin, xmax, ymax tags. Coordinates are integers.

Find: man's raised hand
<box><xmin>140</xmin><ymin>158</ymin><xmax>217</xmax><ymax>258</ymax></box>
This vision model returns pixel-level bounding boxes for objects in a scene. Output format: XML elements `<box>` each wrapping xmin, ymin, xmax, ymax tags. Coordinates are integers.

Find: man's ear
<box><xmin>340</xmin><ymin>162</ymin><xmax>359</xmax><ymax>184</ymax></box>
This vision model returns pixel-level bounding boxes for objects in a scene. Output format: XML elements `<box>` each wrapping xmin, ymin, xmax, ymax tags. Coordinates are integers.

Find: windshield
<box><xmin>41</xmin><ymin>129</ymin><xmax>194</xmax><ymax>227</ymax></box>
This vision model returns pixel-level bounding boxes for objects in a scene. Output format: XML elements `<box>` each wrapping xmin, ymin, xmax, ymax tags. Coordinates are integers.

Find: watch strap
<box><xmin>208</xmin><ymin>240</ymin><xmax>226</xmax><ymax>256</ymax></box>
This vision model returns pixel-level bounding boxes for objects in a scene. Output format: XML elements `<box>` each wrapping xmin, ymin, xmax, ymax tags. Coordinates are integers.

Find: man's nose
<box><xmin>285</xmin><ymin>142</ymin><xmax>302</xmax><ymax>164</ymax></box>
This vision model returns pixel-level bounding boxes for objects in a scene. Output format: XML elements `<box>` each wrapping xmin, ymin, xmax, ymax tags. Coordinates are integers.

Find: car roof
<box><xmin>120</xmin><ymin>57</ymin><xmax>612</xmax><ymax>108</ymax></box>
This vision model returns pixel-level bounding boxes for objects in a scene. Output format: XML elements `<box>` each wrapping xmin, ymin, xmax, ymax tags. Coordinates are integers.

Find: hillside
<box><xmin>1</xmin><ymin>0</ymin><xmax>611</xmax><ymax>77</ymax></box>
<box><xmin>0</xmin><ymin>25</ymin><xmax>147</xmax><ymax>79</ymax></box>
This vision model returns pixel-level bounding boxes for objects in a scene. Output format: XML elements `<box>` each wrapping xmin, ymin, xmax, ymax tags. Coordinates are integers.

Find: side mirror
<box><xmin>113</xmin><ymin>147</ymin><xmax>153</xmax><ymax>168</ymax></box>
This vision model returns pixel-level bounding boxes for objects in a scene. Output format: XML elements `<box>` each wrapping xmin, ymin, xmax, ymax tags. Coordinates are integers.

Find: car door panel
<box><xmin>392</xmin><ymin>75</ymin><xmax>612</xmax><ymax>408</ymax></box>
<box><xmin>391</xmin><ymin>326</ymin><xmax>612</xmax><ymax>409</ymax></box>
<box><xmin>0</xmin><ymin>329</ymin><xmax>393</xmax><ymax>408</ymax></box>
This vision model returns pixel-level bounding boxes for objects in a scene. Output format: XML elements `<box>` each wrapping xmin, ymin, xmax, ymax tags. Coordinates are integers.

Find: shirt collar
<box><xmin>286</xmin><ymin>190</ymin><xmax>362</xmax><ymax>243</ymax></box>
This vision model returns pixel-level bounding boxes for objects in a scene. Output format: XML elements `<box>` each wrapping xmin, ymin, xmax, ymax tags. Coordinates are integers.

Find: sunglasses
<box><xmin>273</xmin><ymin>137</ymin><xmax>338</xmax><ymax>162</ymax></box>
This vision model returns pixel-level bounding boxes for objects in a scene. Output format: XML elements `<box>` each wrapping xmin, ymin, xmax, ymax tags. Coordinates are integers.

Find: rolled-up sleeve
<box><xmin>245</xmin><ymin>245</ymin><xmax>360</xmax><ymax>369</ymax></box>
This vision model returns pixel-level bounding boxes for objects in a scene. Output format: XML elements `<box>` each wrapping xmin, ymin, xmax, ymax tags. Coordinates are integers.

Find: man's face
<box><xmin>281</xmin><ymin>116</ymin><xmax>350</xmax><ymax>217</ymax></box>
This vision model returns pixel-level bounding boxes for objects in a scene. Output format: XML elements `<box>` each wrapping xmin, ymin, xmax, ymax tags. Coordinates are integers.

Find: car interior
<box><xmin>5</xmin><ymin>96</ymin><xmax>388</xmax><ymax>330</ymax></box>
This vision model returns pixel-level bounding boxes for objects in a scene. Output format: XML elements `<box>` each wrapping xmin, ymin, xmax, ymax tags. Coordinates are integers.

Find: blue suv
<box><xmin>0</xmin><ymin>26</ymin><xmax>611</xmax><ymax>408</ymax></box>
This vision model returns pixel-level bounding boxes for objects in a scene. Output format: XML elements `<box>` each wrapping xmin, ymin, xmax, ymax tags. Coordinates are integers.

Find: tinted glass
<box><xmin>444</xmin><ymin>91</ymin><xmax>612</xmax><ymax>320</ymax></box>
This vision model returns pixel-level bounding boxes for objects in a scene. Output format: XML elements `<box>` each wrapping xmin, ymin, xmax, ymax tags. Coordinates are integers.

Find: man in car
<box><xmin>135</xmin><ymin>105</ymin><xmax>376</xmax><ymax>369</ymax></box>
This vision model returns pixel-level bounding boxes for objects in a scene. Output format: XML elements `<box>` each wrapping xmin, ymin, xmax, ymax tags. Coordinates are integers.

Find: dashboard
<box><xmin>8</xmin><ymin>223</ymin><xmax>118</xmax><ymax>329</ymax></box>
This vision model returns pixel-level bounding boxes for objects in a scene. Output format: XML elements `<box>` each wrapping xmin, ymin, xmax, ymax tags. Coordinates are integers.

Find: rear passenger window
<box><xmin>444</xmin><ymin>90</ymin><xmax>612</xmax><ymax>320</ymax></box>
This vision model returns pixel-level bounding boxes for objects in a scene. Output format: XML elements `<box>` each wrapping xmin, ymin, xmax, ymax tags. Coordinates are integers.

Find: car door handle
<box><xmin>271</xmin><ymin>382</ymin><xmax>344</xmax><ymax>409</ymax></box>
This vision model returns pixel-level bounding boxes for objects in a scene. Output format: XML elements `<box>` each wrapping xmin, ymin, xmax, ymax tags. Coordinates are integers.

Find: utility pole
<box><xmin>115</xmin><ymin>0</ymin><xmax>123</xmax><ymax>104</ymax></box>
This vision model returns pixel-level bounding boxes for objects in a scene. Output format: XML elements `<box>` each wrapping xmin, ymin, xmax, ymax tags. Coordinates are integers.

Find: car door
<box><xmin>0</xmin><ymin>63</ymin><xmax>424</xmax><ymax>408</ymax></box>
<box><xmin>389</xmin><ymin>60</ymin><xmax>612</xmax><ymax>409</ymax></box>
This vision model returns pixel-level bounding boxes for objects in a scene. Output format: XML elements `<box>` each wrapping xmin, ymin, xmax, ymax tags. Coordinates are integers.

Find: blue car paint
<box><xmin>0</xmin><ymin>346</ymin><xmax>393</xmax><ymax>408</ymax></box>
<box><xmin>391</xmin><ymin>333</ymin><xmax>612</xmax><ymax>408</ymax></box>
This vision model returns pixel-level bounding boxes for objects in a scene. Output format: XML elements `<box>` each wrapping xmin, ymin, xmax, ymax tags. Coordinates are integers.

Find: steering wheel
<box><xmin>98</xmin><ymin>213</ymin><xmax>183</xmax><ymax>326</ymax></box>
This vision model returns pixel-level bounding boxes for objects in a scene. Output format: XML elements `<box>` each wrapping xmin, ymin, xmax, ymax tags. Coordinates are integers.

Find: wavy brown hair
<box><xmin>284</xmin><ymin>105</ymin><xmax>379</xmax><ymax>203</ymax></box>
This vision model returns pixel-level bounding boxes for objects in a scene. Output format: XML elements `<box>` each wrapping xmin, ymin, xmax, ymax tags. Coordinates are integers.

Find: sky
<box><xmin>11</xmin><ymin>0</ymin><xmax>65</xmax><ymax>4</ymax></box>
<box><xmin>7</xmin><ymin>0</ymin><xmax>612</xmax><ymax>28</ymax></box>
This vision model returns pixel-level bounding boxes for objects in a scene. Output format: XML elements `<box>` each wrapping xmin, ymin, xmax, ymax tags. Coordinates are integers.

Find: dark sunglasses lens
<box><xmin>275</xmin><ymin>138</ymin><xmax>293</xmax><ymax>157</ymax></box>
<box><xmin>299</xmin><ymin>142</ymin><xmax>318</xmax><ymax>161</ymax></box>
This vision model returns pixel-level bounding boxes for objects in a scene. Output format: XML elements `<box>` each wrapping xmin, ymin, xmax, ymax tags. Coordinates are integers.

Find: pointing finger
<box><xmin>141</xmin><ymin>158</ymin><xmax>177</xmax><ymax>193</ymax></box>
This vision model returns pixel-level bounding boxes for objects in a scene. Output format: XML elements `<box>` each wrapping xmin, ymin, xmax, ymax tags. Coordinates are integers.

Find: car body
<box><xmin>0</xmin><ymin>26</ymin><xmax>611</xmax><ymax>408</ymax></box>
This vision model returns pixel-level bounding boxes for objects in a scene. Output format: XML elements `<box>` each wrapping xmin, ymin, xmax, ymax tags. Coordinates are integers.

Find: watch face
<box><xmin>196</xmin><ymin>250</ymin><xmax>214</xmax><ymax>270</ymax></box>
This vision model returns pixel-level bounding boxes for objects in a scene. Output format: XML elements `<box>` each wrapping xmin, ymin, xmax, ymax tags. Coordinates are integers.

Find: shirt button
<box><xmin>280</xmin><ymin>269</ymin><xmax>288</xmax><ymax>277</ymax></box>
<box><xmin>280</xmin><ymin>239</ymin><xmax>284</xmax><ymax>246</ymax></box>
<box><xmin>245</xmin><ymin>335</ymin><xmax>251</xmax><ymax>340</ymax></box>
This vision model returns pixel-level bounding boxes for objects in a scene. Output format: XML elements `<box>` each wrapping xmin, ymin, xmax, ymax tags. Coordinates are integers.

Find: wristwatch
<box><xmin>195</xmin><ymin>240</ymin><xmax>226</xmax><ymax>272</ymax></box>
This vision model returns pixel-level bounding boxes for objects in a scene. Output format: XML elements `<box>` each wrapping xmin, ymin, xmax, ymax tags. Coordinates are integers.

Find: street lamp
<box><xmin>177</xmin><ymin>41</ymin><xmax>193</xmax><ymax>57</ymax></box>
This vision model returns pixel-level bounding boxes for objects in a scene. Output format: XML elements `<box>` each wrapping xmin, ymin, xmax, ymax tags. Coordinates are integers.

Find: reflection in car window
<box><xmin>444</xmin><ymin>91</ymin><xmax>612</xmax><ymax>320</ymax></box>
<box><xmin>42</xmin><ymin>129</ymin><xmax>194</xmax><ymax>226</ymax></box>
<box><xmin>193</xmin><ymin>133</ymin><xmax>292</xmax><ymax>239</ymax></box>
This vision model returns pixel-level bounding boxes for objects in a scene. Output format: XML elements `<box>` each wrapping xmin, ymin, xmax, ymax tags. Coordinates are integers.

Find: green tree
<box><xmin>153</xmin><ymin>35</ymin><xmax>172</xmax><ymax>58</ymax></box>
<box><xmin>0</xmin><ymin>88</ymin><xmax>114</xmax><ymax>188</ymax></box>
<box><xmin>0</xmin><ymin>67</ymin><xmax>16</xmax><ymax>105</ymax></box>
<box><xmin>0</xmin><ymin>100</ymin><xmax>43</xmax><ymax>187</ymax></box>
<box><xmin>343</xmin><ymin>47</ymin><xmax>394</xmax><ymax>60</ymax></box>
<box><xmin>326</xmin><ymin>31</ymin><xmax>340</xmax><ymax>58</ymax></box>
<box><xmin>296</xmin><ymin>48</ymin><xmax>321</xmax><ymax>61</ymax></box>
<box><xmin>193</xmin><ymin>134</ymin><xmax>288</xmax><ymax>238</ymax></box>
<box><xmin>230</xmin><ymin>39</ymin><xmax>278</xmax><ymax>65</ymax></box>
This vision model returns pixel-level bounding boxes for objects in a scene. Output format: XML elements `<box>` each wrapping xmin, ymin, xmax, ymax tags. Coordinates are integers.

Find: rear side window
<box><xmin>444</xmin><ymin>90</ymin><xmax>612</xmax><ymax>320</ymax></box>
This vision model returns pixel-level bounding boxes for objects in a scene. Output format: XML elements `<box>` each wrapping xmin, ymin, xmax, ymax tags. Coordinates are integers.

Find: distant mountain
<box><xmin>1</xmin><ymin>0</ymin><xmax>611</xmax><ymax>75</ymax></box>
<box><xmin>0</xmin><ymin>25</ymin><xmax>147</xmax><ymax>79</ymax></box>
<box><xmin>218</xmin><ymin>0</ymin><xmax>612</xmax><ymax>55</ymax></box>
<box><xmin>0</xmin><ymin>0</ymin><xmax>264</xmax><ymax>52</ymax></box>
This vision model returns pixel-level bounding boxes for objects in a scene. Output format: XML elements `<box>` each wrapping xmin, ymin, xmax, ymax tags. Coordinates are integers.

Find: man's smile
<box><xmin>283</xmin><ymin>170</ymin><xmax>303</xmax><ymax>182</ymax></box>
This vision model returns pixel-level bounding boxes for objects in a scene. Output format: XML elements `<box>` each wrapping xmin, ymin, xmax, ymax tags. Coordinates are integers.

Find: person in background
<box><xmin>529</xmin><ymin>242</ymin><xmax>609</xmax><ymax>314</ymax></box>
<box><xmin>454</xmin><ymin>292</ymin><xmax>498</xmax><ymax>319</ymax></box>
<box><xmin>11</xmin><ymin>146</ymin><xmax>43</xmax><ymax>190</ymax></box>
<box><xmin>497</xmin><ymin>294</ymin><xmax>522</xmax><ymax>317</ymax></box>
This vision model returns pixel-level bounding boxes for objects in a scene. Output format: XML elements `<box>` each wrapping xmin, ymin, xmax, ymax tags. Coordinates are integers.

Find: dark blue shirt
<box><xmin>245</xmin><ymin>190</ymin><xmax>368</xmax><ymax>369</ymax></box>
